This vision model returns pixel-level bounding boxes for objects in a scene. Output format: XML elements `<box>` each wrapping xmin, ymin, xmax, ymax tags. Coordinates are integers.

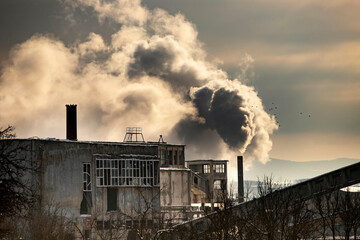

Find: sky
<box><xmin>0</xmin><ymin>0</ymin><xmax>359</xmax><ymax>171</ymax></box>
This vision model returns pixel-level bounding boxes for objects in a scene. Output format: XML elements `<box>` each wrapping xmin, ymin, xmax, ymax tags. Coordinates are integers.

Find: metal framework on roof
<box><xmin>123</xmin><ymin>127</ymin><xmax>145</xmax><ymax>143</ymax></box>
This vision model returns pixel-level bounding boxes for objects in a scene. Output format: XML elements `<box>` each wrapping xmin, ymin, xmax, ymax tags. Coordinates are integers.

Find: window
<box><xmin>194</xmin><ymin>176</ymin><xmax>198</xmax><ymax>185</ymax></box>
<box><xmin>159</xmin><ymin>150</ymin><xmax>166</xmax><ymax>166</ymax></box>
<box><xmin>174</xmin><ymin>150</ymin><xmax>178</xmax><ymax>165</ymax></box>
<box><xmin>214</xmin><ymin>180</ymin><xmax>222</xmax><ymax>190</ymax></box>
<box><xmin>179</xmin><ymin>150</ymin><xmax>184</xmax><ymax>166</ymax></box>
<box><xmin>214</xmin><ymin>164</ymin><xmax>225</xmax><ymax>173</ymax></box>
<box><xmin>83</xmin><ymin>163</ymin><xmax>91</xmax><ymax>191</ymax></box>
<box><xmin>203</xmin><ymin>164</ymin><xmax>210</xmax><ymax>173</ymax></box>
<box><xmin>96</xmin><ymin>159</ymin><xmax>159</xmax><ymax>187</ymax></box>
<box><xmin>107</xmin><ymin>188</ymin><xmax>117</xmax><ymax>211</ymax></box>
<box><xmin>81</xmin><ymin>163</ymin><xmax>92</xmax><ymax>215</ymax></box>
<box><xmin>168</xmin><ymin>150</ymin><xmax>173</xmax><ymax>165</ymax></box>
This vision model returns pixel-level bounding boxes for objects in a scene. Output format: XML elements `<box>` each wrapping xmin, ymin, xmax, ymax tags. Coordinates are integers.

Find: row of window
<box><xmin>203</xmin><ymin>164</ymin><xmax>225</xmax><ymax>173</ymax></box>
<box><xmin>82</xmin><ymin>159</ymin><xmax>160</xmax><ymax>189</ymax></box>
<box><xmin>96</xmin><ymin>159</ymin><xmax>160</xmax><ymax>187</ymax></box>
<box><xmin>158</xmin><ymin>149</ymin><xmax>184</xmax><ymax>166</ymax></box>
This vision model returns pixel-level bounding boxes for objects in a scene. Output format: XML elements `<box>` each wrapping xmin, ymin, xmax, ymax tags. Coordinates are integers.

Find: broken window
<box><xmin>214</xmin><ymin>180</ymin><xmax>222</xmax><ymax>190</ymax></box>
<box><xmin>96</xmin><ymin>159</ymin><xmax>159</xmax><ymax>187</ymax></box>
<box><xmin>80</xmin><ymin>192</ymin><xmax>92</xmax><ymax>215</ymax></box>
<box><xmin>83</xmin><ymin>163</ymin><xmax>91</xmax><ymax>191</ymax></box>
<box><xmin>194</xmin><ymin>176</ymin><xmax>198</xmax><ymax>185</ymax></box>
<box><xmin>203</xmin><ymin>164</ymin><xmax>210</xmax><ymax>173</ymax></box>
<box><xmin>81</xmin><ymin>163</ymin><xmax>92</xmax><ymax>215</ymax></box>
<box><xmin>214</xmin><ymin>164</ymin><xmax>225</xmax><ymax>173</ymax></box>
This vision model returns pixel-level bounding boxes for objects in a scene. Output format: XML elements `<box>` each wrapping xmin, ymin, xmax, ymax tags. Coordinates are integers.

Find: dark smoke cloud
<box><xmin>173</xmin><ymin>119</ymin><xmax>225</xmax><ymax>159</ymax></box>
<box><xmin>210</xmin><ymin>88</ymin><xmax>250</xmax><ymax>149</ymax></box>
<box><xmin>174</xmin><ymin>87</ymin><xmax>251</xmax><ymax>154</ymax></box>
<box><xmin>192</xmin><ymin>87</ymin><xmax>213</xmax><ymax>121</ymax></box>
<box><xmin>128</xmin><ymin>45</ymin><xmax>173</xmax><ymax>78</ymax></box>
<box><xmin>127</xmin><ymin>39</ymin><xmax>202</xmax><ymax>94</ymax></box>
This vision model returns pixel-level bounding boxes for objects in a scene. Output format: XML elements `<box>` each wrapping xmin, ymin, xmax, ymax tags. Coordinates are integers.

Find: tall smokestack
<box><xmin>66</xmin><ymin>104</ymin><xmax>77</xmax><ymax>140</ymax></box>
<box><xmin>237</xmin><ymin>156</ymin><xmax>244</xmax><ymax>203</ymax></box>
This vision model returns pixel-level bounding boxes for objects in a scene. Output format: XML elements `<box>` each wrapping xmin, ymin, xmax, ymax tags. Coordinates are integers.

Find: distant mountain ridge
<box><xmin>244</xmin><ymin>158</ymin><xmax>360</xmax><ymax>181</ymax></box>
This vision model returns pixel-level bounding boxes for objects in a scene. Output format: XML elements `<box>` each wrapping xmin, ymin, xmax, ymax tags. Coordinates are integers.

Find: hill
<box><xmin>244</xmin><ymin>158</ymin><xmax>359</xmax><ymax>182</ymax></box>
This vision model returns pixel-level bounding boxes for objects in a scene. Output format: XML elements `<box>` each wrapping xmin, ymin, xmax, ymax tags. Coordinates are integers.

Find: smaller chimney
<box><xmin>237</xmin><ymin>156</ymin><xmax>244</xmax><ymax>203</ymax></box>
<box><xmin>66</xmin><ymin>104</ymin><xmax>77</xmax><ymax>140</ymax></box>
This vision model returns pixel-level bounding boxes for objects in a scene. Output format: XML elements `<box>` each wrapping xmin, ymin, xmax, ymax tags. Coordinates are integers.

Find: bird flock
<box><xmin>261</xmin><ymin>102</ymin><xmax>312</xmax><ymax>129</ymax></box>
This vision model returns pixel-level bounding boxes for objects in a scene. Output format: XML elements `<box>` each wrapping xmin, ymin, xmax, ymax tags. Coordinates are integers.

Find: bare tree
<box><xmin>250</xmin><ymin>176</ymin><xmax>318</xmax><ymax>240</ymax></box>
<box><xmin>0</xmin><ymin>126</ymin><xmax>37</xmax><ymax>237</ymax></box>
<box><xmin>201</xmin><ymin>187</ymin><xmax>240</xmax><ymax>240</ymax></box>
<box><xmin>313</xmin><ymin>190</ymin><xmax>342</xmax><ymax>240</ymax></box>
<box><xmin>337</xmin><ymin>189</ymin><xmax>360</xmax><ymax>240</ymax></box>
<box><xmin>0</xmin><ymin>126</ymin><xmax>16</xmax><ymax>139</ymax></box>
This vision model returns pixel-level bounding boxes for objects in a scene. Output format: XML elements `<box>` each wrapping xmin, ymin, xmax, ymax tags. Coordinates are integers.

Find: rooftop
<box><xmin>186</xmin><ymin>159</ymin><xmax>229</xmax><ymax>163</ymax></box>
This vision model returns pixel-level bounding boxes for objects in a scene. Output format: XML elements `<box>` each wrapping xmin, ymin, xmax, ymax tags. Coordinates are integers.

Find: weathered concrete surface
<box><xmin>160</xmin><ymin>168</ymin><xmax>191</xmax><ymax>207</ymax></box>
<box><xmin>190</xmin><ymin>171</ymin><xmax>209</xmax><ymax>203</ymax></box>
<box><xmin>1</xmin><ymin>139</ymin><xmax>160</xmax><ymax>219</ymax></box>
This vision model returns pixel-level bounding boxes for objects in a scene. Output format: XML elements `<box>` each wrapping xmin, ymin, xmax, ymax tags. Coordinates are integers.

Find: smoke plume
<box><xmin>0</xmin><ymin>0</ymin><xmax>277</xmax><ymax>168</ymax></box>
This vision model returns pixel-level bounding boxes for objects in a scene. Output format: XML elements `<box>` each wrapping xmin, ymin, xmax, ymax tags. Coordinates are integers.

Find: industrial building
<box><xmin>120</xmin><ymin>125</ymin><xmax>227</xmax><ymax>222</ymax></box>
<box><xmin>0</xmin><ymin>105</ymin><xmax>230</xmax><ymax>239</ymax></box>
<box><xmin>187</xmin><ymin>159</ymin><xmax>228</xmax><ymax>210</ymax></box>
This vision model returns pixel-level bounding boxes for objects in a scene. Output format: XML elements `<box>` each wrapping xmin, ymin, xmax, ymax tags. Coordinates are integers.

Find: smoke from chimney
<box><xmin>0</xmin><ymin>0</ymin><xmax>278</xmax><ymax>168</ymax></box>
<box><xmin>66</xmin><ymin>104</ymin><xmax>77</xmax><ymax>141</ymax></box>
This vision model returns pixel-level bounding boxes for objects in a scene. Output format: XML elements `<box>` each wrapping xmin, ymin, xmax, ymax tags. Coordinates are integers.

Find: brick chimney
<box><xmin>238</xmin><ymin>156</ymin><xmax>244</xmax><ymax>203</ymax></box>
<box><xmin>66</xmin><ymin>104</ymin><xmax>77</xmax><ymax>140</ymax></box>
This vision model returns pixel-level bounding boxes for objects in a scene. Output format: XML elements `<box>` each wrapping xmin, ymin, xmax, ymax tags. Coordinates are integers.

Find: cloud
<box><xmin>78</xmin><ymin>32</ymin><xmax>107</xmax><ymax>56</ymax></box>
<box><xmin>0</xmin><ymin>0</ymin><xmax>278</xmax><ymax>165</ymax></box>
<box><xmin>62</xmin><ymin>0</ymin><xmax>148</xmax><ymax>26</ymax></box>
<box><xmin>111</xmin><ymin>26</ymin><xmax>147</xmax><ymax>50</ymax></box>
<box><xmin>127</xmin><ymin>36</ymin><xmax>207</xmax><ymax>95</ymax></box>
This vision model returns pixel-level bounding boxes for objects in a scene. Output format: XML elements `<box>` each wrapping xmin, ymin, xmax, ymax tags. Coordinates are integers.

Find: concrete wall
<box><xmin>160</xmin><ymin>168</ymin><xmax>193</xmax><ymax>222</ymax></box>
<box><xmin>160</xmin><ymin>168</ymin><xmax>191</xmax><ymax>207</ymax></box>
<box><xmin>3</xmin><ymin>139</ymin><xmax>160</xmax><ymax>220</ymax></box>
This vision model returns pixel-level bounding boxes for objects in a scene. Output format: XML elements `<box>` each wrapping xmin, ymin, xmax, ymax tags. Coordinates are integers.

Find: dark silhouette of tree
<box><xmin>171</xmin><ymin>176</ymin><xmax>319</xmax><ymax>240</ymax></box>
<box><xmin>338</xmin><ymin>189</ymin><xmax>360</xmax><ymax>240</ymax></box>
<box><xmin>0</xmin><ymin>126</ymin><xmax>37</xmax><ymax>237</ymax></box>
<box><xmin>0</xmin><ymin>126</ymin><xmax>16</xmax><ymax>139</ymax></box>
<box><xmin>202</xmin><ymin>188</ymin><xmax>241</xmax><ymax>240</ymax></box>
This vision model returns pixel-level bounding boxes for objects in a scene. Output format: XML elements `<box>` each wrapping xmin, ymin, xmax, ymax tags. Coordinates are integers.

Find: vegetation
<box><xmin>0</xmin><ymin>126</ymin><xmax>37</xmax><ymax>237</ymax></box>
<box><xmin>173</xmin><ymin>176</ymin><xmax>360</xmax><ymax>240</ymax></box>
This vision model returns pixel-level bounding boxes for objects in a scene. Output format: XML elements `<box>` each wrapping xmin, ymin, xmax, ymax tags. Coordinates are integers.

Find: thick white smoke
<box><xmin>0</xmin><ymin>0</ymin><xmax>277</xmax><ymax>171</ymax></box>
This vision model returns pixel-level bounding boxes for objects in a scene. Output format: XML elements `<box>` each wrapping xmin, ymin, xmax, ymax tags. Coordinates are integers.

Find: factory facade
<box><xmin>0</xmin><ymin>105</ymin><xmax>232</xmax><ymax>239</ymax></box>
<box><xmin>2</xmin><ymin>139</ymin><xmax>161</xmax><ymax>238</ymax></box>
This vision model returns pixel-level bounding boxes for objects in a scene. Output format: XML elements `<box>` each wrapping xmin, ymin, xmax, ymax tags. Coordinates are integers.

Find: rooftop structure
<box><xmin>123</xmin><ymin>127</ymin><xmax>145</xmax><ymax>143</ymax></box>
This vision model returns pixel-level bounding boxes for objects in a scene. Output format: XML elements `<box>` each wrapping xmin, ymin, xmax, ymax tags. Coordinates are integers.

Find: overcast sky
<box><xmin>0</xmin><ymin>0</ymin><xmax>359</xmax><ymax>163</ymax></box>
